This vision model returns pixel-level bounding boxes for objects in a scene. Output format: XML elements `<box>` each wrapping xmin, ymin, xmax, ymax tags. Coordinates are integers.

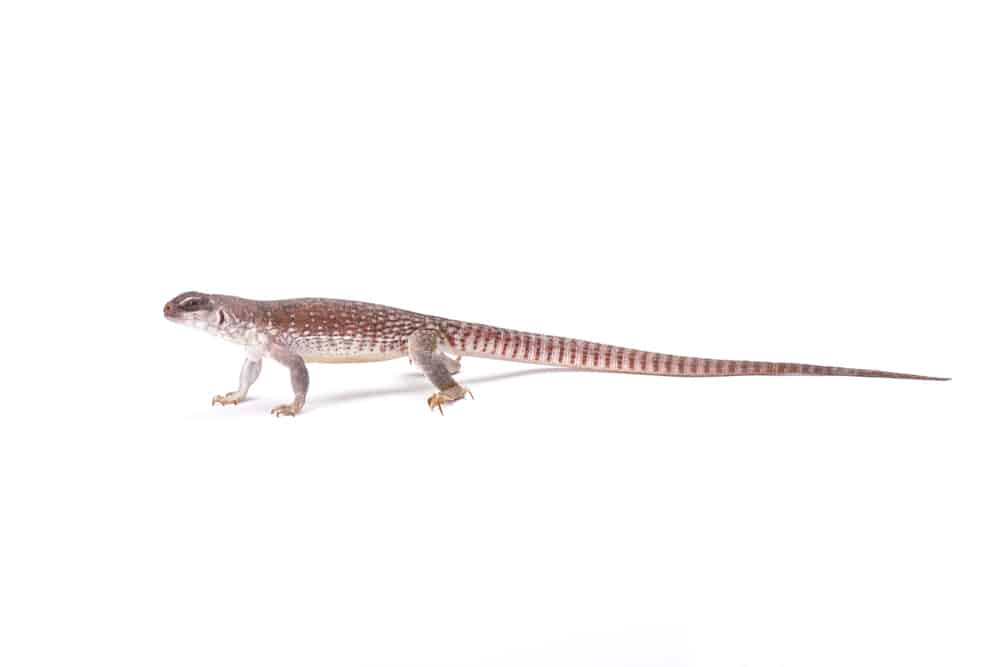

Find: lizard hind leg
<box><xmin>408</xmin><ymin>329</ymin><xmax>473</xmax><ymax>415</ymax></box>
<box><xmin>440</xmin><ymin>351</ymin><xmax>462</xmax><ymax>375</ymax></box>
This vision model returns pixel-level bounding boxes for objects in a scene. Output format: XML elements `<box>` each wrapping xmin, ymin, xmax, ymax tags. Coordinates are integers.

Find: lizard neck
<box><xmin>208</xmin><ymin>295</ymin><xmax>271</xmax><ymax>347</ymax></box>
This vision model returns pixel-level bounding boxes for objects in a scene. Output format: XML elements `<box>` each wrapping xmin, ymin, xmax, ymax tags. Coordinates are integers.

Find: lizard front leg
<box><xmin>409</xmin><ymin>329</ymin><xmax>472</xmax><ymax>415</ymax></box>
<box><xmin>268</xmin><ymin>345</ymin><xmax>309</xmax><ymax>417</ymax></box>
<box><xmin>212</xmin><ymin>353</ymin><xmax>263</xmax><ymax>406</ymax></box>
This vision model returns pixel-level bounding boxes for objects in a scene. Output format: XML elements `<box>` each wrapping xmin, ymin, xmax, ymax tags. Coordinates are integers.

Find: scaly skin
<box><xmin>163</xmin><ymin>292</ymin><xmax>949</xmax><ymax>416</ymax></box>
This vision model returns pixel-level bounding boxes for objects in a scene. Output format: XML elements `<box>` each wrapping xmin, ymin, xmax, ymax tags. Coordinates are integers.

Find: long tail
<box><xmin>440</xmin><ymin>321</ymin><xmax>948</xmax><ymax>380</ymax></box>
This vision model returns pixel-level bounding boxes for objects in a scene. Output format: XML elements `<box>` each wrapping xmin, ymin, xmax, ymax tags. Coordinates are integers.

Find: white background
<box><xmin>1</xmin><ymin>1</ymin><xmax>996</xmax><ymax>665</ymax></box>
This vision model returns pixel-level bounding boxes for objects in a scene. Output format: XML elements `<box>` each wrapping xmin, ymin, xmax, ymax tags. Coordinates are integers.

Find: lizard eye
<box><xmin>217</xmin><ymin>310</ymin><xmax>226</xmax><ymax>326</ymax></box>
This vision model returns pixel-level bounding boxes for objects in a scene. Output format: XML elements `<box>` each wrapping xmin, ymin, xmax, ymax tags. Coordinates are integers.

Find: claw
<box><xmin>212</xmin><ymin>392</ymin><xmax>241</xmax><ymax>407</ymax></box>
<box><xmin>271</xmin><ymin>403</ymin><xmax>300</xmax><ymax>417</ymax></box>
<box><xmin>426</xmin><ymin>386</ymin><xmax>473</xmax><ymax>415</ymax></box>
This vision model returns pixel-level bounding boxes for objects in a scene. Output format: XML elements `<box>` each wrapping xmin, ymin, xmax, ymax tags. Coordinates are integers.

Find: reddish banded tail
<box><xmin>442</xmin><ymin>322</ymin><xmax>949</xmax><ymax>381</ymax></box>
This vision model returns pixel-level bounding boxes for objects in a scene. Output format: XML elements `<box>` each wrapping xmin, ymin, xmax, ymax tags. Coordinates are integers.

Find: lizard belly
<box><xmin>290</xmin><ymin>336</ymin><xmax>406</xmax><ymax>364</ymax></box>
<box><xmin>300</xmin><ymin>350</ymin><xmax>405</xmax><ymax>364</ymax></box>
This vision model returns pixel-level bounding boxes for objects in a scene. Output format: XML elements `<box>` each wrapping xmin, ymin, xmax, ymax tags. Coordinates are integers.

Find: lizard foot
<box><xmin>212</xmin><ymin>391</ymin><xmax>244</xmax><ymax>407</ymax></box>
<box><xmin>271</xmin><ymin>403</ymin><xmax>300</xmax><ymax>418</ymax></box>
<box><xmin>426</xmin><ymin>385</ymin><xmax>474</xmax><ymax>415</ymax></box>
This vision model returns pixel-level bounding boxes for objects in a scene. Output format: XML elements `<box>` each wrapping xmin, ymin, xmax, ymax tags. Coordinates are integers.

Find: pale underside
<box><xmin>299</xmin><ymin>350</ymin><xmax>406</xmax><ymax>364</ymax></box>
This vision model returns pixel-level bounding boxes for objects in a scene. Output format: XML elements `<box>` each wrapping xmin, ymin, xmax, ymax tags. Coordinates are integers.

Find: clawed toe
<box><xmin>212</xmin><ymin>392</ymin><xmax>242</xmax><ymax>407</ymax></box>
<box><xmin>426</xmin><ymin>386</ymin><xmax>473</xmax><ymax>415</ymax></box>
<box><xmin>427</xmin><ymin>393</ymin><xmax>446</xmax><ymax>415</ymax></box>
<box><xmin>271</xmin><ymin>403</ymin><xmax>300</xmax><ymax>417</ymax></box>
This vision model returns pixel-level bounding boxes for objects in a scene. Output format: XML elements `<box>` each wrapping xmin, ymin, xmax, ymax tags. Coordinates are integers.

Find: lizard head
<box><xmin>163</xmin><ymin>291</ymin><xmax>229</xmax><ymax>332</ymax></box>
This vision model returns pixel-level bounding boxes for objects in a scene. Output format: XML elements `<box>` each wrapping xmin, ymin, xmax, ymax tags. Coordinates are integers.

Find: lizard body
<box><xmin>163</xmin><ymin>292</ymin><xmax>948</xmax><ymax>416</ymax></box>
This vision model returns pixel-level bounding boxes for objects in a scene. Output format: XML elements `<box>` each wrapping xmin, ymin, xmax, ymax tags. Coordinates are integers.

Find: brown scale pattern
<box><xmin>435</xmin><ymin>318</ymin><xmax>945</xmax><ymax>380</ymax></box>
<box><xmin>229</xmin><ymin>297</ymin><xmax>945</xmax><ymax>380</ymax></box>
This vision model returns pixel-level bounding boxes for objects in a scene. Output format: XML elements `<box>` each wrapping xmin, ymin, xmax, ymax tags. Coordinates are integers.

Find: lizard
<box><xmin>163</xmin><ymin>291</ymin><xmax>949</xmax><ymax>417</ymax></box>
